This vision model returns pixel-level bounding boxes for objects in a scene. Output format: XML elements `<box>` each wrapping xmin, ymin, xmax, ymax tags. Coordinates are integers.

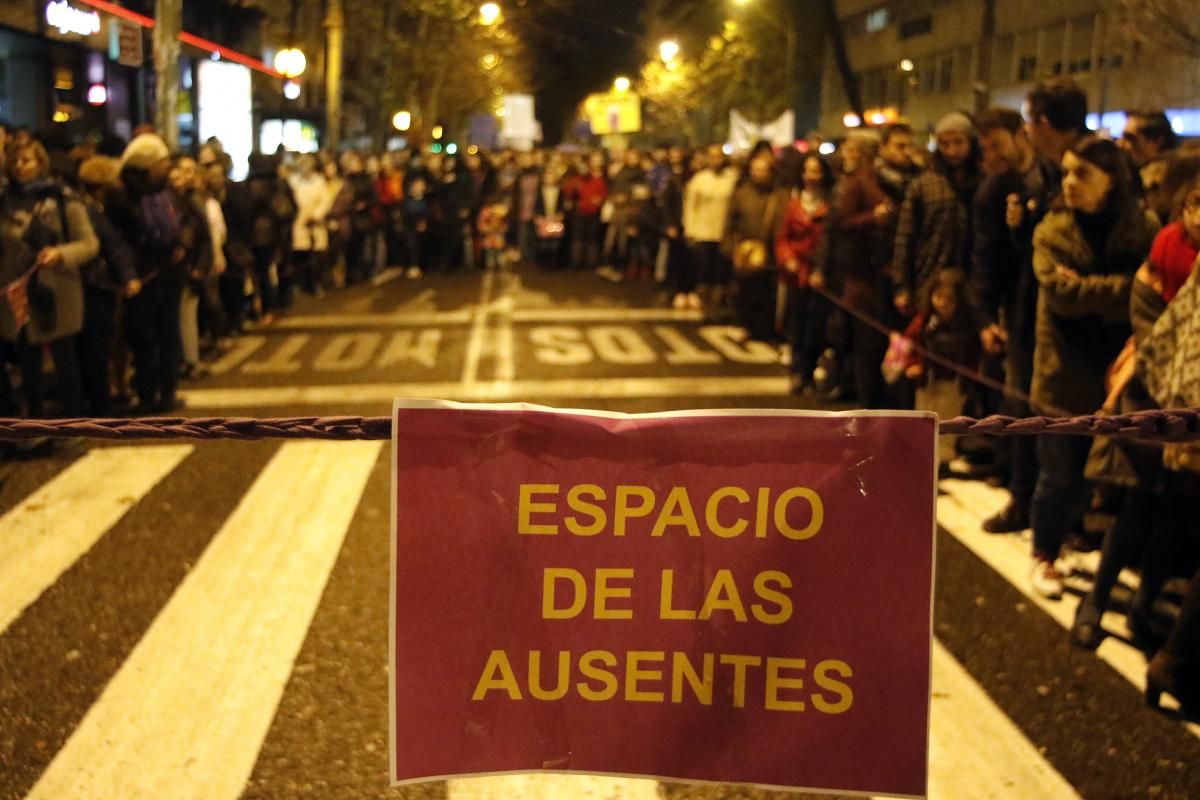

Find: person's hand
<box><xmin>980</xmin><ymin>323</ymin><xmax>1008</xmax><ymax>355</ymax></box>
<box><xmin>873</xmin><ymin>202</ymin><xmax>892</xmax><ymax>222</ymax></box>
<box><xmin>905</xmin><ymin>363</ymin><xmax>923</xmax><ymax>380</ymax></box>
<box><xmin>809</xmin><ymin>271</ymin><xmax>825</xmax><ymax>290</ymax></box>
<box><xmin>1005</xmin><ymin>194</ymin><xmax>1023</xmax><ymax>229</ymax></box>
<box><xmin>894</xmin><ymin>289</ymin><xmax>913</xmax><ymax>316</ymax></box>
<box><xmin>785</xmin><ymin>258</ymin><xmax>799</xmax><ymax>274</ymax></box>
<box><xmin>36</xmin><ymin>248</ymin><xmax>63</xmax><ymax>269</ymax></box>
<box><xmin>124</xmin><ymin>278</ymin><xmax>142</xmax><ymax>298</ymax></box>
<box><xmin>1055</xmin><ymin>264</ymin><xmax>1081</xmax><ymax>282</ymax></box>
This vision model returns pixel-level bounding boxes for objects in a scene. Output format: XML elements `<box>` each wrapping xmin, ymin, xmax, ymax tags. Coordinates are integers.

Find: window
<box><xmin>937</xmin><ymin>53</ymin><xmax>954</xmax><ymax>93</ymax></box>
<box><xmin>866</xmin><ymin>7</ymin><xmax>891</xmax><ymax>33</ymax></box>
<box><xmin>900</xmin><ymin>16</ymin><xmax>933</xmax><ymax>39</ymax></box>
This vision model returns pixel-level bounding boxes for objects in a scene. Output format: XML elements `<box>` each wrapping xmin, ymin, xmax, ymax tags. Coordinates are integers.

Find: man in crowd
<box><xmin>892</xmin><ymin>111</ymin><xmax>982</xmax><ymax>317</ymax></box>
<box><xmin>875</xmin><ymin>121</ymin><xmax>920</xmax><ymax>208</ymax></box>
<box><xmin>1121</xmin><ymin>110</ymin><xmax>1178</xmax><ymax>222</ymax></box>
<box><xmin>971</xmin><ymin>106</ymin><xmax>1044</xmax><ymax>532</ymax></box>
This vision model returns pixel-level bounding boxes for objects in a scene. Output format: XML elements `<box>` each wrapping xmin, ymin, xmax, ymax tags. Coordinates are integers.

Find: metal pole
<box><xmin>153</xmin><ymin>0</ymin><xmax>181</xmax><ymax>148</ymax></box>
<box><xmin>324</xmin><ymin>0</ymin><xmax>344</xmax><ymax>150</ymax></box>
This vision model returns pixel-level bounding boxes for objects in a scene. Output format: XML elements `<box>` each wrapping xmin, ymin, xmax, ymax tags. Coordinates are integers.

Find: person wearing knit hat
<box><xmin>121</xmin><ymin>133</ymin><xmax>171</xmax><ymax>178</ymax></box>
<box><xmin>934</xmin><ymin>110</ymin><xmax>975</xmax><ymax>138</ymax></box>
<box><xmin>106</xmin><ymin>132</ymin><xmax>187</xmax><ymax>413</ymax></box>
<box><xmin>891</xmin><ymin>110</ymin><xmax>983</xmax><ymax>320</ymax></box>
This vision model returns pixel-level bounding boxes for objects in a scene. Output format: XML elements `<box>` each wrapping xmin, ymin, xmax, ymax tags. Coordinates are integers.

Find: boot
<box><xmin>1145</xmin><ymin>651</ymin><xmax>1199</xmax><ymax>719</ymax></box>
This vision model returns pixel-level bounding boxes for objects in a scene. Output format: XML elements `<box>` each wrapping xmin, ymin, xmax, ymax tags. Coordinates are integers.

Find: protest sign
<box><xmin>391</xmin><ymin>401</ymin><xmax>937</xmax><ymax>797</ymax></box>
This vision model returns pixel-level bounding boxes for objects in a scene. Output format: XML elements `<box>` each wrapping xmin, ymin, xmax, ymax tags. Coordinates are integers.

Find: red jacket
<box><xmin>572</xmin><ymin>174</ymin><xmax>608</xmax><ymax>218</ymax></box>
<box><xmin>775</xmin><ymin>195</ymin><xmax>828</xmax><ymax>287</ymax></box>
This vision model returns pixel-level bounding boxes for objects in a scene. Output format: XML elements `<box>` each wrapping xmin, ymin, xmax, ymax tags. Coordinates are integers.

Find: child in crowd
<box><xmin>477</xmin><ymin>194</ymin><xmax>510</xmax><ymax>271</ymax></box>
<box><xmin>903</xmin><ymin>267</ymin><xmax>979</xmax><ymax>471</ymax></box>
<box><xmin>625</xmin><ymin>181</ymin><xmax>658</xmax><ymax>279</ymax></box>
<box><xmin>401</xmin><ymin>176</ymin><xmax>430</xmax><ymax>279</ymax></box>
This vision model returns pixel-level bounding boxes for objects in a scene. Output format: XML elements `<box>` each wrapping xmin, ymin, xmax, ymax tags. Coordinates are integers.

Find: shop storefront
<box><xmin>0</xmin><ymin>0</ymin><xmax>149</xmax><ymax>141</ymax></box>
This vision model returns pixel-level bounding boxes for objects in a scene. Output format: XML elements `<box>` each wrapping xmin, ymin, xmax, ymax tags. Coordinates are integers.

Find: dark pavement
<box><xmin>1</xmin><ymin>262</ymin><xmax>1197</xmax><ymax>799</ymax></box>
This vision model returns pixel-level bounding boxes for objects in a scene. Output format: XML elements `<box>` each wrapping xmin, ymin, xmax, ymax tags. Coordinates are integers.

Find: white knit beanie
<box><xmin>934</xmin><ymin>111</ymin><xmax>975</xmax><ymax>137</ymax></box>
<box><xmin>121</xmin><ymin>133</ymin><xmax>170</xmax><ymax>171</ymax></box>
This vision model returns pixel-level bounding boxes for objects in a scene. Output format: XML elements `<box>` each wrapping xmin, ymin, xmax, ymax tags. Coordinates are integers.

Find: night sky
<box><xmin>519</xmin><ymin>0</ymin><xmax>647</xmax><ymax>143</ymax></box>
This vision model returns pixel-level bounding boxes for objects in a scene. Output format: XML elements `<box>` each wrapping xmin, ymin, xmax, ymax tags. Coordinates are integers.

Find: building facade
<box><xmin>1</xmin><ymin>0</ymin><xmax>297</xmax><ymax>173</ymax></box>
<box><xmin>819</xmin><ymin>0</ymin><xmax>1200</xmax><ymax>137</ymax></box>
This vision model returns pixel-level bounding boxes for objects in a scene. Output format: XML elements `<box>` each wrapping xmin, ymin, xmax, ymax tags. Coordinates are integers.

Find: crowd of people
<box><xmin>0</xmin><ymin>74</ymin><xmax>1197</xmax><ymax>714</ymax></box>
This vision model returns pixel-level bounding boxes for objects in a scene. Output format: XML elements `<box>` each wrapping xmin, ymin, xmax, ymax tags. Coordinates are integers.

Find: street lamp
<box><xmin>283</xmin><ymin>80</ymin><xmax>301</xmax><ymax>100</ymax></box>
<box><xmin>274</xmin><ymin>47</ymin><xmax>306</xmax><ymax>79</ymax></box>
<box><xmin>392</xmin><ymin>110</ymin><xmax>412</xmax><ymax>132</ymax></box>
<box><xmin>659</xmin><ymin>39</ymin><xmax>679</xmax><ymax>64</ymax></box>
<box><xmin>613</xmin><ymin>75</ymin><xmax>631</xmax><ymax>93</ymax></box>
<box><xmin>900</xmin><ymin>58</ymin><xmax>915</xmax><ymax>73</ymax></box>
<box><xmin>479</xmin><ymin>2</ymin><xmax>501</xmax><ymax>26</ymax></box>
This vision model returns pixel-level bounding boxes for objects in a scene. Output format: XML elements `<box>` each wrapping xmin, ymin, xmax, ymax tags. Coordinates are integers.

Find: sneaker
<box><xmin>982</xmin><ymin>501</ymin><xmax>1030</xmax><ymax>534</ymax></box>
<box><xmin>1030</xmin><ymin>556</ymin><xmax>1064</xmax><ymax>600</ymax></box>
<box><xmin>406</xmin><ymin>266</ymin><xmax>423</xmax><ymax>280</ymax></box>
<box><xmin>672</xmin><ymin>293</ymin><xmax>687</xmax><ymax>310</ymax></box>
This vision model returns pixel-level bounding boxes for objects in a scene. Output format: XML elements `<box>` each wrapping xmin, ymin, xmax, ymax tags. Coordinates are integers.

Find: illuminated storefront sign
<box><xmin>45</xmin><ymin>0</ymin><xmax>102</xmax><ymax>37</ymax></box>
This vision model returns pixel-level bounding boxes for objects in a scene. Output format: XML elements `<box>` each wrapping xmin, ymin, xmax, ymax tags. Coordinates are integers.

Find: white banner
<box><xmin>729</xmin><ymin>109</ymin><xmax>795</xmax><ymax>151</ymax></box>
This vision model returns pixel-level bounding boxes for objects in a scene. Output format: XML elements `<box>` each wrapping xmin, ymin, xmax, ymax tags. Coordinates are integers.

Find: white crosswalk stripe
<box><xmin>0</xmin><ymin>445</ymin><xmax>194</xmax><ymax>635</ymax></box>
<box><xmin>936</xmin><ymin>478</ymin><xmax>1199</xmax><ymax>737</ymax></box>
<box><xmin>25</xmin><ymin>441</ymin><xmax>382</xmax><ymax>800</ymax></box>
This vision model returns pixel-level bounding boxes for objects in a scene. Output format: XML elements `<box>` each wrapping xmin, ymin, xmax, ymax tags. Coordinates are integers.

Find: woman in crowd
<box><xmin>724</xmin><ymin>153</ymin><xmax>788</xmax><ymax>340</ymax></box>
<box><xmin>815</xmin><ymin>130</ymin><xmax>892</xmax><ymax>408</ymax></box>
<box><xmin>75</xmin><ymin>156</ymin><xmax>138</xmax><ymax>415</ymax></box>
<box><xmin>287</xmin><ymin>153</ymin><xmax>331</xmax><ymax>300</ymax></box>
<box><xmin>776</xmin><ymin>153</ymin><xmax>834</xmax><ymax>394</ymax></box>
<box><xmin>0</xmin><ymin>139</ymin><xmax>97</xmax><ymax>418</ymax></box>
<box><xmin>168</xmin><ymin>155</ymin><xmax>214</xmax><ymax>379</ymax></box>
<box><xmin>107</xmin><ymin>133</ymin><xmax>186</xmax><ymax>413</ymax></box>
<box><xmin>1070</xmin><ymin>162</ymin><xmax>1200</xmax><ymax>712</ymax></box>
<box><xmin>1026</xmin><ymin>136</ymin><xmax>1160</xmax><ymax>599</ymax></box>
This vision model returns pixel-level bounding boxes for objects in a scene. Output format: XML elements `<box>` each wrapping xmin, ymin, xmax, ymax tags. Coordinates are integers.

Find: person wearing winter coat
<box><xmin>681</xmin><ymin>145</ymin><xmax>737</xmax><ymax>311</ymax></box>
<box><xmin>1070</xmin><ymin>176</ymin><xmax>1200</xmax><ymax>674</ymax></box>
<box><xmin>892</xmin><ymin>111</ymin><xmax>983</xmax><ymax>317</ymax></box>
<box><xmin>724</xmin><ymin>154</ymin><xmax>789</xmax><ymax>340</ymax></box>
<box><xmin>1026</xmin><ymin>136</ymin><xmax>1159</xmax><ymax>600</ymax></box>
<box><xmin>105</xmin><ymin>133</ymin><xmax>186</xmax><ymax>413</ymax></box>
<box><xmin>775</xmin><ymin>154</ymin><xmax>834</xmax><ymax>394</ymax></box>
<box><xmin>0</xmin><ymin>139</ymin><xmax>98</xmax><ymax>418</ymax></box>
<box><xmin>222</xmin><ymin>154</ymin><xmax>297</xmax><ymax>328</ymax></box>
<box><xmin>287</xmin><ymin>154</ymin><xmax>332</xmax><ymax>299</ymax></box>
<box><xmin>568</xmin><ymin>152</ymin><xmax>608</xmax><ymax>270</ymax></box>
<box><xmin>815</xmin><ymin>131</ymin><xmax>892</xmax><ymax>407</ymax></box>
<box><xmin>75</xmin><ymin>156</ymin><xmax>139</xmax><ymax>415</ymax></box>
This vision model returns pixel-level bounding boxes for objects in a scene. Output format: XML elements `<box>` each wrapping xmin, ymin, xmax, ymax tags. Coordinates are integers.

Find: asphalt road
<box><xmin>1</xmin><ymin>262</ymin><xmax>1197</xmax><ymax>800</ymax></box>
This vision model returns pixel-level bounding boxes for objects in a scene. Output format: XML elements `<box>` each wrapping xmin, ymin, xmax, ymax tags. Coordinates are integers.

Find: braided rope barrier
<box><xmin>0</xmin><ymin>408</ymin><xmax>1198</xmax><ymax>443</ymax></box>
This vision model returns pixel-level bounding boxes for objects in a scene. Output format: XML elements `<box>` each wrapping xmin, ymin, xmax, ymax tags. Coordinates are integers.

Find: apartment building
<box><xmin>818</xmin><ymin>0</ymin><xmax>1200</xmax><ymax>137</ymax></box>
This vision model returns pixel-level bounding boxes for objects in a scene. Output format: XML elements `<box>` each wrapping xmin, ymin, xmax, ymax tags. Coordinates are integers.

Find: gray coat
<box><xmin>0</xmin><ymin>185</ymin><xmax>98</xmax><ymax>344</ymax></box>
<box><xmin>1030</xmin><ymin>207</ymin><xmax>1159</xmax><ymax>415</ymax></box>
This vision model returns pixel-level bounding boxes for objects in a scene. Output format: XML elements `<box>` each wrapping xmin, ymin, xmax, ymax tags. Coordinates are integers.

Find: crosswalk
<box><xmin>1</xmin><ymin>440</ymin><xmax>1197</xmax><ymax>799</ymax></box>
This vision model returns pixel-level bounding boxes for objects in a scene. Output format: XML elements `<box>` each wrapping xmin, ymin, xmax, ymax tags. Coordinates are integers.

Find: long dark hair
<box><xmin>1065</xmin><ymin>135</ymin><xmax>1138</xmax><ymax>213</ymax></box>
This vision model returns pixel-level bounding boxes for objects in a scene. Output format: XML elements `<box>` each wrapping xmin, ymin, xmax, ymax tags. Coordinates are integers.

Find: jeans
<box><xmin>1030</xmin><ymin>434</ymin><xmax>1093</xmax><ymax>559</ymax></box>
<box><xmin>570</xmin><ymin>215</ymin><xmax>601</xmax><ymax>269</ymax></box>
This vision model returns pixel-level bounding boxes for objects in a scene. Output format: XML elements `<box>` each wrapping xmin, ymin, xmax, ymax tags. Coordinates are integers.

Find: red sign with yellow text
<box><xmin>390</xmin><ymin>402</ymin><xmax>937</xmax><ymax>797</ymax></box>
